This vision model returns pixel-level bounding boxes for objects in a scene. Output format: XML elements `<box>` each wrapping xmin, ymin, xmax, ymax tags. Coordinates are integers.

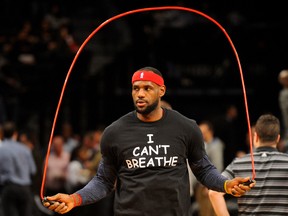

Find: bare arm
<box><xmin>208</xmin><ymin>178</ymin><xmax>256</xmax><ymax>216</ymax></box>
<box><xmin>208</xmin><ymin>190</ymin><xmax>229</xmax><ymax>216</ymax></box>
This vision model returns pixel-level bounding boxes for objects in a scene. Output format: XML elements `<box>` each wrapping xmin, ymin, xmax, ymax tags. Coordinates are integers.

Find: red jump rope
<box><xmin>40</xmin><ymin>6</ymin><xmax>256</xmax><ymax>201</ymax></box>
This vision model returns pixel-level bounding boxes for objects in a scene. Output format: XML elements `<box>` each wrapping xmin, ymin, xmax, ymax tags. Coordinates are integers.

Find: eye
<box><xmin>145</xmin><ymin>86</ymin><xmax>151</xmax><ymax>91</ymax></box>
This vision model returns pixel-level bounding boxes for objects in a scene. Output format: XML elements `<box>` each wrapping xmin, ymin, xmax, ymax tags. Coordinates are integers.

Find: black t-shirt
<box><xmin>76</xmin><ymin>108</ymin><xmax>227</xmax><ymax>215</ymax></box>
<box><xmin>99</xmin><ymin>108</ymin><xmax>205</xmax><ymax>216</ymax></box>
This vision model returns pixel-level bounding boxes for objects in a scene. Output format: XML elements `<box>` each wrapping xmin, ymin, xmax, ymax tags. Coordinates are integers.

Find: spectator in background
<box><xmin>70</xmin><ymin>129</ymin><xmax>104</xmax><ymax>180</ymax></box>
<box><xmin>194</xmin><ymin>120</ymin><xmax>225</xmax><ymax>216</ymax></box>
<box><xmin>236</xmin><ymin>124</ymin><xmax>256</xmax><ymax>158</ymax></box>
<box><xmin>70</xmin><ymin>130</ymin><xmax>97</xmax><ymax>163</ymax></box>
<box><xmin>0</xmin><ymin>124</ymin><xmax>3</xmax><ymax>144</ymax></box>
<box><xmin>85</xmin><ymin>128</ymin><xmax>104</xmax><ymax>177</ymax></box>
<box><xmin>0</xmin><ymin>97</ymin><xmax>5</xmax><ymax>125</ymax></box>
<box><xmin>58</xmin><ymin>24</ymin><xmax>79</xmax><ymax>54</ymax></box>
<box><xmin>66</xmin><ymin>145</ymin><xmax>92</xmax><ymax>194</ymax></box>
<box><xmin>66</xmin><ymin>129</ymin><xmax>114</xmax><ymax>216</ymax></box>
<box><xmin>278</xmin><ymin>69</ymin><xmax>288</xmax><ymax>150</ymax></box>
<box><xmin>212</xmin><ymin>104</ymin><xmax>245</xmax><ymax>167</ymax></box>
<box><xmin>18</xmin><ymin>128</ymin><xmax>52</xmax><ymax>216</ymax></box>
<box><xmin>0</xmin><ymin>46</ymin><xmax>25</xmax><ymax>125</ymax></box>
<box><xmin>209</xmin><ymin>114</ymin><xmax>288</xmax><ymax>215</ymax></box>
<box><xmin>43</xmin><ymin>3</ymin><xmax>70</xmax><ymax>30</ymax></box>
<box><xmin>61</xmin><ymin>122</ymin><xmax>80</xmax><ymax>154</ymax></box>
<box><xmin>18</xmin><ymin>129</ymin><xmax>43</xmax><ymax>192</ymax></box>
<box><xmin>45</xmin><ymin>135</ymin><xmax>70</xmax><ymax>196</ymax></box>
<box><xmin>0</xmin><ymin>121</ymin><xmax>37</xmax><ymax>216</ymax></box>
<box><xmin>160</xmin><ymin>99</ymin><xmax>172</xmax><ymax>110</ymax></box>
<box><xmin>199</xmin><ymin>121</ymin><xmax>224</xmax><ymax>172</ymax></box>
<box><xmin>0</xmin><ymin>125</ymin><xmax>2</xmax><ymax>214</ymax></box>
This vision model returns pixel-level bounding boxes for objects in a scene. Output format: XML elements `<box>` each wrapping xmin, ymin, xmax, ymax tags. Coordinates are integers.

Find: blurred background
<box><xmin>0</xmin><ymin>0</ymin><xmax>287</xmax><ymax>149</ymax></box>
<box><xmin>1</xmin><ymin>1</ymin><xmax>288</xmax><ymax>216</ymax></box>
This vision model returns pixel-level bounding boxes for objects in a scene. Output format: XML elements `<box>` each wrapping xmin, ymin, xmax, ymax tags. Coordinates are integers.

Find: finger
<box><xmin>242</xmin><ymin>178</ymin><xmax>255</xmax><ymax>187</ymax></box>
<box><xmin>42</xmin><ymin>197</ymin><xmax>56</xmax><ymax>205</ymax></box>
<box><xmin>239</xmin><ymin>184</ymin><xmax>252</xmax><ymax>191</ymax></box>
<box><xmin>42</xmin><ymin>201</ymin><xmax>50</xmax><ymax>207</ymax></box>
<box><xmin>231</xmin><ymin>187</ymin><xmax>244</xmax><ymax>197</ymax></box>
<box><xmin>48</xmin><ymin>201</ymin><xmax>60</xmax><ymax>211</ymax></box>
<box><xmin>58</xmin><ymin>204</ymin><xmax>69</xmax><ymax>214</ymax></box>
<box><xmin>235</xmin><ymin>187</ymin><xmax>248</xmax><ymax>197</ymax></box>
<box><xmin>54</xmin><ymin>202</ymin><xmax>67</xmax><ymax>214</ymax></box>
<box><xmin>231</xmin><ymin>189</ymin><xmax>241</xmax><ymax>197</ymax></box>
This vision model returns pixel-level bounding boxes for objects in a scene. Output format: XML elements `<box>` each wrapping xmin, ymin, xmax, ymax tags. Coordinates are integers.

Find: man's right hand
<box><xmin>42</xmin><ymin>193</ymin><xmax>75</xmax><ymax>214</ymax></box>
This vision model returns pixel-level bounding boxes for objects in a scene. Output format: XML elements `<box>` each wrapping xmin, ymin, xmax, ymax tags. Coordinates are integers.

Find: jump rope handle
<box><xmin>42</xmin><ymin>197</ymin><xmax>56</xmax><ymax>205</ymax></box>
<box><xmin>242</xmin><ymin>178</ymin><xmax>255</xmax><ymax>186</ymax></box>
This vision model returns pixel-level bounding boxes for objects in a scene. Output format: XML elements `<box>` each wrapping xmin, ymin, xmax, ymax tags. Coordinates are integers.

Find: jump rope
<box><xmin>40</xmin><ymin>6</ymin><xmax>256</xmax><ymax>201</ymax></box>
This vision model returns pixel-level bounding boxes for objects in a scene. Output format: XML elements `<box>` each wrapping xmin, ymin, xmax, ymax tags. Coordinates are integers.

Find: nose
<box><xmin>137</xmin><ymin>88</ymin><xmax>145</xmax><ymax>98</ymax></box>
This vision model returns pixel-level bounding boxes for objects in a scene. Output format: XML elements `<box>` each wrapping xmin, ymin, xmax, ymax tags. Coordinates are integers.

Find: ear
<box><xmin>159</xmin><ymin>85</ymin><xmax>166</xmax><ymax>97</ymax></box>
<box><xmin>276</xmin><ymin>134</ymin><xmax>281</xmax><ymax>143</ymax></box>
<box><xmin>253</xmin><ymin>132</ymin><xmax>259</xmax><ymax>147</ymax></box>
<box><xmin>12</xmin><ymin>132</ymin><xmax>18</xmax><ymax>141</ymax></box>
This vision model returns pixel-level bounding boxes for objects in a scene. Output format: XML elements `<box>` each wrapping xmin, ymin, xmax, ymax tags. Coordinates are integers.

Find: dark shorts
<box><xmin>1</xmin><ymin>183</ymin><xmax>33</xmax><ymax>216</ymax></box>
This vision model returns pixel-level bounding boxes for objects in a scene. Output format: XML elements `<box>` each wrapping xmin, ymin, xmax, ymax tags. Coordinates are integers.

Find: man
<box><xmin>199</xmin><ymin>121</ymin><xmax>224</xmax><ymax>172</ymax></box>
<box><xmin>0</xmin><ymin>121</ymin><xmax>37</xmax><ymax>216</ymax></box>
<box><xmin>278</xmin><ymin>69</ymin><xmax>288</xmax><ymax>141</ymax></box>
<box><xmin>43</xmin><ymin>66</ymin><xmax>254</xmax><ymax>216</ymax></box>
<box><xmin>212</xmin><ymin>104</ymin><xmax>244</xmax><ymax>168</ymax></box>
<box><xmin>45</xmin><ymin>135</ymin><xmax>70</xmax><ymax>196</ymax></box>
<box><xmin>209</xmin><ymin>114</ymin><xmax>288</xmax><ymax>215</ymax></box>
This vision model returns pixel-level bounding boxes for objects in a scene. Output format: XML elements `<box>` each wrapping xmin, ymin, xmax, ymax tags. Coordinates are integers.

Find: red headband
<box><xmin>132</xmin><ymin>70</ymin><xmax>164</xmax><ymax>86</ymax></box>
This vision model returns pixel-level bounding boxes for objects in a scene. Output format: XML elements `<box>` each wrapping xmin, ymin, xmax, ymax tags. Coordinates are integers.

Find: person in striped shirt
<box><xmin>209</xmin><ymin>113</ymin><xmax>288</xmax><ymax>215</ymax></box>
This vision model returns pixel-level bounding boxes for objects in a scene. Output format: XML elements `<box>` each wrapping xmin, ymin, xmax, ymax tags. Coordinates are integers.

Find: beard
<box><xmin>135</xmin><ymin>99</ymin><xmax>159</xmax><ymax>115</ymax></box>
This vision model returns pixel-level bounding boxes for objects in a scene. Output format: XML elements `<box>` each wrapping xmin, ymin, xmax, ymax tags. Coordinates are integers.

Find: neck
<box><xmin>206</xmin><ymin>136</ymin><xmax>213</xmax><ymax>143</ymax></box>
<box><xmin>260</xmin><ymin>143</ymin><xmax>277</xmax><ymax>148</ymax></box>
<box><xmin>137</xmin><ymin>107</ymin><xmax>163</xmax><ymax>122</ymax></box>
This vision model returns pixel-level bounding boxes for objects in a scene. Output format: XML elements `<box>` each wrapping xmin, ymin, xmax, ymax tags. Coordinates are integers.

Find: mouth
<box><xmin>136</xmin><ymin>100</ymin><xmax>146</xmax><ymax>107</ymax></box>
